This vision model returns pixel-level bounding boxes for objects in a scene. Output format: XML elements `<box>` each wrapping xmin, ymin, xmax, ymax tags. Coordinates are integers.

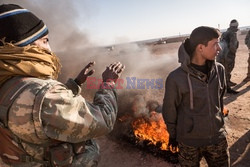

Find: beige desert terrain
<box><xmin>96</xmin><ymin>33</ymin><xmax>250</xmax><ymax>167</ymax></box>
<box><xmin>0</xmin><ymin>33</ymin><xmax>249</xmax><ymax>167</ymax></box>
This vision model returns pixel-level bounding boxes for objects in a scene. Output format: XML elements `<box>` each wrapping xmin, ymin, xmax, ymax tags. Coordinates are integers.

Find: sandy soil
<box><xmin>97</xmin><ymin>34</ymin><xmax>250</xmax><ymax>167</ymax></box>
<box><xmin>0</xmin><ymin>34</ymin><xmax>249</xmax><ymax>167</ymax></box>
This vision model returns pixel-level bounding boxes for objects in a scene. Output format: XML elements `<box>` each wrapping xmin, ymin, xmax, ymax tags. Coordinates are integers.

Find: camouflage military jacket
<box><xmin>222</xmin><ymin>28</ymin><xmax>239</xmax><ymax>53</ymax></box>
<box><xmin>1</xmin><ymin>76</ymin><xmax>117</xmax><ymax>166</ymax></box>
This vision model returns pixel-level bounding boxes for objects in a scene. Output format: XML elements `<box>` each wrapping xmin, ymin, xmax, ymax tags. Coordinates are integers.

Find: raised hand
<box><xmin>74</xmin><ymin>61</ymin><xmax>95</xmax><ymax>86</ymax></box>
<box><xmin>102</xmin><ymin>62</ymin><xmax>125</xmax><ymax>83</ymax></box>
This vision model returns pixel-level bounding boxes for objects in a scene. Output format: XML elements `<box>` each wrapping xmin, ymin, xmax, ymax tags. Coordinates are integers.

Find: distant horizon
<box><xmin>102</xmin><ymin>25</ymin><xmax>250</xmax><ymax>47</ymax></box>
<box><xmin>1</xmin><ymin>0</ymin><xmax>249</xmax><ymax>48</ymax></box>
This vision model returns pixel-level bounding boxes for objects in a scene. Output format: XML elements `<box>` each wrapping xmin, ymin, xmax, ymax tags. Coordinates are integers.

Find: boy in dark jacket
<box><xmin>163</xmin><ymin>26</ymin><xmax>229</xmax><ymax>167</ymax></box>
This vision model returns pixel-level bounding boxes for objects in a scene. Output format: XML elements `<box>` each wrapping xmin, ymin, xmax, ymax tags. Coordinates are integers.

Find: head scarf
<box><xmin>0</xmin><ymin>42</ymin><xmax>61</xmax><ymax>86</ymax></box>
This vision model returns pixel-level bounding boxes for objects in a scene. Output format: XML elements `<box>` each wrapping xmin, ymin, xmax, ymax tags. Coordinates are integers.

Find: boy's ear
<box><xmin>197</xmin><ymin>44</ymin><xmax>203</xmax><ymax>53</ymax></box>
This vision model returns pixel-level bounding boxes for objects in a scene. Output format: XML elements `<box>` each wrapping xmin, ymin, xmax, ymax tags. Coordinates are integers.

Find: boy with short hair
<box><xmin>163</xmin><ymin>26</ymin><xmax>229</xmax><ymax>166</ymax></box>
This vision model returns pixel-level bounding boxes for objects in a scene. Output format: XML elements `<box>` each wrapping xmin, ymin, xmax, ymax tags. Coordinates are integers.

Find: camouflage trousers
<box><xmin>72</xmin><ymin>139</ymin><xmax>100</xmax><ymax>167</ymax></box>
<box><xmin>178</xmin><ymin>138</ymin><xmax>230</xmax><ymax>167</ymax></box>
<box><xmin>0</xmin><ymin>139</ymin><xmax>100</xmax><ymax>167</ymax></box>
<box><xmin>218</xmin><ymin>52</ymin><xmax>236</xmax><ymax>85</ymax></box>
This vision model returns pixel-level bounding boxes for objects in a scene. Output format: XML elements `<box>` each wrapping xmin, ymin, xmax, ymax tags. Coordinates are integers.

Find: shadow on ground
<box><xmin>230</xmin><ymin>130</ymin><xmax>250</xmax><ymax>167</ymax></box>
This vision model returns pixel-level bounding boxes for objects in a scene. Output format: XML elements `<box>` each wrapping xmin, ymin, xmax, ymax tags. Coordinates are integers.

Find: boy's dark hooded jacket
<box><xmin>162</xmin><ymin>42</ymin><xmax>227</xmax><ymax>147</ymax></box>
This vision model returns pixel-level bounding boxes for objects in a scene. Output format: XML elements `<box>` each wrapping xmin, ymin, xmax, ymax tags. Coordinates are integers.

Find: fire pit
<box><xmin>111</xmin><ymin>95</ymin><xmax>178</xmax><ymax>164</ymax></box>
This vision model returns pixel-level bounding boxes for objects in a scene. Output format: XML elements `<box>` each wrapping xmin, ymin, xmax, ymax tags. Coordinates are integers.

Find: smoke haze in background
<box><xmin>0</xmin><ymin>0</ymin><xmax>93</xmax><ymax>50</ymax></box>
<box><xmin>1</xmin><ymin>0</ymin><xmax>180</xmax><ymax>115</ymax></box>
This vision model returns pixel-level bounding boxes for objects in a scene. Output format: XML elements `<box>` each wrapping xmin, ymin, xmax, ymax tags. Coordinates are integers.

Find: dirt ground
<box><xmin>0</xmin><ymin>34</ymin><xmax>249</xmax><ymax>167</ymax></box>
<box><xmin>97</xmin><ymin>34</ymin><xmax>250</xmax><ymax>167</ymax></box>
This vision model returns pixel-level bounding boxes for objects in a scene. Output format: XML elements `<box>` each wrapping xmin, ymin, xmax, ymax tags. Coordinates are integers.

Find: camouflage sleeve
<box><xmin>228</xmin><ymin>32</ymin><xmax>239</xmax><ymax>53</ymax></box>
<box><xmin>245</xmin><ymin>30</ymin><xmax>250</xmax><ymax>49</ymax></box>
<box><xmin>41</xmin><ymin>79</ymin><xmax>118</xmax><ymax>143</ymax></box>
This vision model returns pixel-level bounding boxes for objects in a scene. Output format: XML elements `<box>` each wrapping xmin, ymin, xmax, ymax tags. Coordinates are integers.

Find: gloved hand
<box><xmin>74</xmin><ymin>61</ymin><xmax>95</xmax><ymax>86</ymax></box>
<box><xmin>102</xmin><ymin>62</ymin><xmax>125</xmax><ymax>83</ymax></box>
<box><xmin>168</xmin><ymin>137</ymin><xmax>178</xmax><ymax>152</ymax></box>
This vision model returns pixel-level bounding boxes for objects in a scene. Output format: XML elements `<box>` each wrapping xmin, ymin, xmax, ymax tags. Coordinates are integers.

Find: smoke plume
<box><xmin>1</xmin><ymin>0</ymin><xmax>180</xmax><ymax>117</ymax></box>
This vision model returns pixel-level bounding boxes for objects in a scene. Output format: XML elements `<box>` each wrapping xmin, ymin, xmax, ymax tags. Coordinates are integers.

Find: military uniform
<box><xmin>0</xmin><ymin>76</ymin><xmax>117</xmax><ymax>167</ymax></box>
<box><xmin>217</xmin><ymin>27</ymin><xmax>239</xmax><ymax>86</ymax></box>
<box><xmin>244</xmin><ymin>30</ymin><xmax>250</xmax><ymax>81</ymax></box>
<box><xmin>0</xmin><ymin>4</ymin><xmax>121</xmax><ymax>166</ymax></box>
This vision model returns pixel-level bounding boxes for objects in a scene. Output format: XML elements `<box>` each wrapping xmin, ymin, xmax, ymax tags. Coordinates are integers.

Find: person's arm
<box><xmin>41</xmin><ymin>62</ymin><xmax>124</xmax><ymax>143</ymax></box>
<box><xmin>228</xmin><ymin>32</ymin><xmax>238</xmax><ymax>53</ymax></box>
<box><xmin>40</xmin><ymin>79</ymin><xmax>117</xmax><ymax>143</ymax></box>
<box><xmin>219</xmin><ymin>65</ymin><xmax>227</xmax><ymax>115</ymax></box>
<box><xmin>162</xmin><ymin>73</ymin><xmax>181</xmax><ymax>148</ymax></box>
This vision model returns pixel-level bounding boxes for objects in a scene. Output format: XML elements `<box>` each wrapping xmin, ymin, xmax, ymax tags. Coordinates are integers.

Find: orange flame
<box><xmin>132</xmin><ymin>111</ymin><xmax>172</xmax><ymax>151</ymax></box>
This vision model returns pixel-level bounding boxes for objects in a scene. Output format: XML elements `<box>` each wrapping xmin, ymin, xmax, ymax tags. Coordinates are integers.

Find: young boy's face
<box><xmin>32</xmin><ymin>34</ymin><xmax>51</xmax><ymax>51</ymax></box>
<box><xmin>201</xmin><ymin>38</ymin><xmax>221</xmax><ymax>61</ymax></box>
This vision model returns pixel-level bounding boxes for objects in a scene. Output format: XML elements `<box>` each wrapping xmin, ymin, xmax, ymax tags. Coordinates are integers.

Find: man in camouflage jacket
<box><xmin>217</xmin><ymin>19</ymin><xmax>239</xmax><ymax>94</ymax></box>
<box><xmin>0</xmin><ymin>4</ymin><xmax>125</xmax><ymax>167</ymax></box>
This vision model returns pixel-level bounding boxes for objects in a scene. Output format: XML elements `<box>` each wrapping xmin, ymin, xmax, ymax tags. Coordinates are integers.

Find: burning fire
<box><xmin>131</xmin><ymin>111</ymin><xmax>177</xmax><ymax>152</ymax></box>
